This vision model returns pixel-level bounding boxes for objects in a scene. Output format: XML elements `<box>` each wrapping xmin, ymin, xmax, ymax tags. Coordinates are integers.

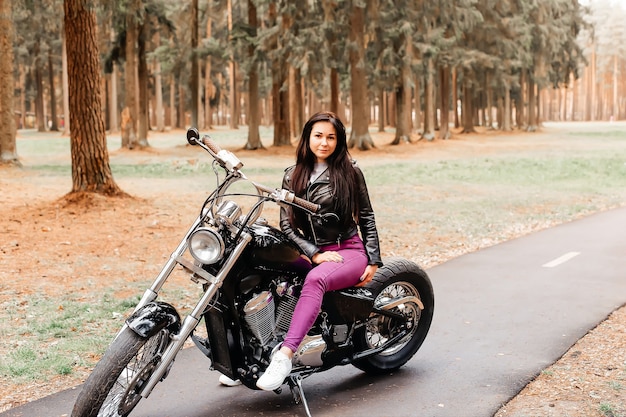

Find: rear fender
<box><xmin>125</xmin><ymin>301</ymin><xmax>181</xmax><ymax>338</ymax></box>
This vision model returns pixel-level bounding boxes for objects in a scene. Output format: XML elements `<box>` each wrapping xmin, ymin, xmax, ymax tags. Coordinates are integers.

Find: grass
<box><xmin>0</xmin><ymin>290</ymin><xmax>140</xmax><ymax>382</ymax></box>
<box><xmin>599</xmin><ymin>402</ymin><xmax>625</xmax><ymax>417</ymax></box>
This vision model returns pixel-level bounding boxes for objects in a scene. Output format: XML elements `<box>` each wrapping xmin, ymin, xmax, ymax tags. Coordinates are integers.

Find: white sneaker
<box><xmin>219</xmin><ymin>374</ymin><xmax>242</xmax><ymax>387</ymax></box>
<box><xmin>256</xmin><ymin>351</ymin><xmax>292</xmax><ymax>391</ymax></box>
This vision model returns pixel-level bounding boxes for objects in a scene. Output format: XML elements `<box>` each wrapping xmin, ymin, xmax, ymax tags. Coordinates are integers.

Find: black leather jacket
<box><xmin>279</xmin><ymin>163</ymin><xmax>383</xmax><ymax>266</ymax></box>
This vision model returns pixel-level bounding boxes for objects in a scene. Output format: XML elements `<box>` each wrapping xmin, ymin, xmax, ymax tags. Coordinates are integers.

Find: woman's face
<box><xmin>308</xmin><ymin>121</ymin><xmax>337</xmax><ymax>163</ymax></box>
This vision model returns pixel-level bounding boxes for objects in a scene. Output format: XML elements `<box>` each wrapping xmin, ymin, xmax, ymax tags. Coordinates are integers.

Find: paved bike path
<box><xmin>3</xmin><ymin>207</ymin><xmax>625</xmax><ymax>417</ymax></box>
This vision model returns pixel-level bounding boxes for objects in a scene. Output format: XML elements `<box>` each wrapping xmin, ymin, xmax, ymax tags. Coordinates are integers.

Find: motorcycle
<box><xmin>71</xmin><ymin>128</ymin><xmax>435</xmax><ymax>417</ymax></box>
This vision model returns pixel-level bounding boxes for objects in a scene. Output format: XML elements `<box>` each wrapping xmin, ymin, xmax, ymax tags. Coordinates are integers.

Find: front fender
<box><xmin>125</xmin><ymin>301</ymin><xmax>181</xmax><ymax>338</ymax></box>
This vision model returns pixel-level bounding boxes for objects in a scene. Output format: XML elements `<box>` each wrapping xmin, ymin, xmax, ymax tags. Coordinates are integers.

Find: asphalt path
<box><xmin>3</xmin><ymin>207</ymin><xmax>625</xmax><ymax>417</ymax></box>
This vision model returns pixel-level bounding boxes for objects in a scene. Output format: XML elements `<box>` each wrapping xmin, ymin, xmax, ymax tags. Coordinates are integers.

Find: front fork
<box><xmin>124</xmin><ymin>214</ymin><xmax>252</xmax><ymax>399</ymax></box>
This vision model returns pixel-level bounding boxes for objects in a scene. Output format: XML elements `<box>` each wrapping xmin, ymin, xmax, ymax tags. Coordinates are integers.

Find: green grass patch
<box><xmin>0</xmin><ymin>289</ymin><xmax>141</xmax><ymax>382</ymax></box>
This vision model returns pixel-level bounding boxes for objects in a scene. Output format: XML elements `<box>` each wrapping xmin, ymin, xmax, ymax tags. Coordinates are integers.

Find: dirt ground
<box><xmin>0</xmin><ymin>126</ymin><xmax>624</xmax><ymax>416</ymax></box>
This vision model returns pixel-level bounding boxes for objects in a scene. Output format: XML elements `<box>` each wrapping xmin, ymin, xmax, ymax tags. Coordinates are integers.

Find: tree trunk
<box><xmin>0</xmin><ymin>0</ymin><xmax>19</xmax><ymax>165</ymax></box>
<box><xmin>503</xmin><ymin>85</ymin><xmax>512</xmax><ymax>131</ymax></box>
<box><xmin>391</xmin><ymin>86</ymin><xmax>409</xmax><ymax>144</ymax></box>
<box><xmin>422</xmin><ymin>58</ymin><xmax>435</xmax><ymax>140</ymax></box>
<box><xmin>35</xmin><ymin>52</ymin><xmax>46</xmax><ymax>132</ymax></box>
<box><xmin>109</xmin><ymin>63</ymin><xmax>119</xmax><ymax>132</ymax></box>
<box><xmin>64</xmin><ymin>0</ymin><xmax>122</xmax><ymax>195</ymax></box>
<box><xmin>272</xmin><ymin>66</ymin><xmax>290</xmax><ymax>145</ymax></box>
<box><xmin>378</xmin><ymin>87</ymin><xmax>385</xmax><ymax>132</ymax></box>
<box><xmin>62</xmin><ymin>33</ymin><xmax>70</xmax><ymax>135</ymax></box>
<box><xmin>204</xmin><ymin>17</ymin><xmax>213</xmax><ymax>129</ymax></box>
<box><xmin>227</xmin><ymin>0</ymin><xmax>238</xmax><ymax>129</ymax></box>
<box><xmin>413</xmin><ymin>73</ymin><xmax>421</xmax><ymax>133</ymax></box>
<box><xmin>154</xmin><ymin>59</ymin><xmax>164</xmax><ymax>131</ymax></box>
<box><xmin>461</xmin><ymin>78</ymin><xmax>475</xmax><ymax>133</ymax></box>
<box><xmin>485</xmin><ymin>73</ymin><xmax>493</xmax><ymax>129</ymax></box>
<box><xmin>293</xmin><ymin>68</ymin><xmax>304</xmax><ymax>136</ymax></box>
<box><xmin>122</xmin><ymin>0</ymin><xmax>139</xmax><ymax>148</ymax></box>
<box><xmin>347</xmin><ymin>2</ymin><xmax>373</xmax><ymax>150</ymax></box>
<box><xmin>438</xmin><ymin>65</ymin><xmax>450</xmax><ymax>139</ymax></box>
<box><xmin>48</xmin><ymin>51</ymin><xmax>59</xmax><ymax>131</ymax></box>
<box><xmin>190</xmin><ymin>0</ymin><xmax>199</xmax><ymax>128</ymax></box>
<box><xmin>170</xmin><ymin>75</ymin><xmax>176</xmax><ymax>128</ymax></box>
<box><xmin>392</xmin><ymin>39</ymin><xmax>412</xmax><ymax>145</ymax></box>
<box><xmin>244</xmin><ymin>0</ymin><xmax>262</xmax><ymax>150</ymax></box>
<box><xmin>527</xmin><ymin>70</ymin><xmax>536</xmax><ymax>131</ymax></box>
<box><xmin>137</xmin><ymin>19</ymin><xmax>149</xmax><ymax>146</ymax></box>
<box><xmin>178</xmin><ymin>78</ymin><xmax>185</xmax><ymax>128</ymax></box>
<box><xmin>452</xmin><ymin>68</ymin><xmax>459</xmax><ymax>128</ymax></box>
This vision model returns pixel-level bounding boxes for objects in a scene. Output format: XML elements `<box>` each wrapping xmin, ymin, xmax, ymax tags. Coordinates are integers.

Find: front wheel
<box><xmin>71</xmin><ymin>327</ymin><xmax>169</xmax><ymax>417</ymax></box>
<box><xmin>353</xmin><ymin>258</ymin><xmax>434</xmax><ymax>375</ymax></box>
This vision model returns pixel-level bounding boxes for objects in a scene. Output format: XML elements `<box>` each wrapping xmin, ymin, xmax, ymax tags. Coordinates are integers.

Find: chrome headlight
<box><xmin>188</xmin><ymin>227</ymin><xmax>225</xmax><ymax>265</ymax></box>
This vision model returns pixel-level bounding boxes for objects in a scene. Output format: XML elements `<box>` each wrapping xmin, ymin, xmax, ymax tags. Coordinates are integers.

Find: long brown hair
<box><xmin>290</xmin><ymin>111</ymin><xmax>360</xmax><ymax>224</ymax></box>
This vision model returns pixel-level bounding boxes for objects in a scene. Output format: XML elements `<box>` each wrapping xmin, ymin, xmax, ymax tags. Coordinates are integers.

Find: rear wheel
<box><xmin>71</xmin><ymin>327</ymin><xmax>169</xmax><ymax>417</ymax></box>
<box><xmin>353</xmin><ymin>258</ymin><xmax>434</xmax><ymax>375</ymax></box>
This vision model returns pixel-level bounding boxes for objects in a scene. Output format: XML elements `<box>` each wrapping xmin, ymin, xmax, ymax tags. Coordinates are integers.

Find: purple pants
<box><xmin>282</xmin><ymin>234</ymin><xmax>368</xmax><ymax>353</ymax></box>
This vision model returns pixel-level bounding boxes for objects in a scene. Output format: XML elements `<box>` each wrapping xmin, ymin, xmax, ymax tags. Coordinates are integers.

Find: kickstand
<box><xmin>288</xmin><ymin>373</ymin><xmax>312</xmax><ymax>417</ymax></box>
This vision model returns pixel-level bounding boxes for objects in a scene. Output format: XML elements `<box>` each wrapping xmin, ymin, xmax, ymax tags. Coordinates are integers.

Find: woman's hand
<box><xmin>311</xmin><ymin>251</ymin><xmax>344</xmax><ymax>264</ymax></box>
<box><xmin>355</xmin><ymin>265</ymin><xmax>378</xmax><ymax>287</ymax></box>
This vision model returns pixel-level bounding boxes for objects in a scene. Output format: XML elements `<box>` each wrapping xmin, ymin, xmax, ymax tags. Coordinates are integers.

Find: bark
<box><xmin>34</xmin><ymin>53</ymin><xmax>46</xmax><ymax>132</ymax></box>
<box><xmin>527</xmin><ymin>70</ymin><xmax>537</xmax><ymax>131</ymax></box>
<box><xmin>270</xmin><ymin>3</ymin><xmax>290</xmax><ymax>146</ymax></box>
<box><xmin>503</xmin><ymin>85</ymin><xmax>512</xmax><ymax>131</ymax></box>
<box><xmin>452</xmin><ymin>68</ymin><xmax>459</xmax><ymax>128</ymax></box>
<box><xmin>438</xmin><ymin>66</ymin><xmax>451</xmax><ymax>140</ymax></box>
<box><xmin>64</xmin><ymin>0</ymin><xmax>122</xmax><ymax>195</ymax></box>
<box><xmin>272</xmin><ymin>66</ymin><xmax>290</xmax><ymax>145</ymax></box>
<box><xmin>413</xmin><ymin>73</ymin><xmax>421</xmax><ymax>133</ymax></box>
<box><xmin>485</xmin><ymin>73</ymin><xmax>493</xmax><ymax>129</ymax></box>
<box><xmin>137</xmin><ymin>19</ymin><xmax>149</xmax><ymax>146</ymax></box>
<box><xmin>228</xmin><ymin>0</ymin><xmax>238</xmax><ymax>129</ymax></box>
<box><xmin>461</xmin><ymin>79</ymin><xmax>475</xmax><ymax>133</ymax></box>
<box><xmin>323</xmin><ymin>0</ymin><xmax>339</xmax><ymax>114</ymax></box>
<box><xmin>244</xmin><ymin>0</ymin><xmax>262</xmax><ymax>150</ymax></box>
<box><xmin>108</xmin><ymin>64</ymin><xmax>119</xmax><ymax>132</ymax></box>
<box><xmin>347</xmin><ymin>3</ymin><xmax>374</xmax><ymax>150</ymax></box>
<box><xmin>62</xmin><ymin>34</ymin><xmax>70</xmax><ymax>135</ymax></box>
<box><xmin>191</xmin><ymin>0</ymin><xmax>199</xmax><ymax>128</ymax></box>
<box><xmin>122</xmin><ymin>0</ymin><xmax>139</xmax><ymax>148</ymax></box>
<box><xmin>204</xmin><ymin>17</ymin><xmax>213</xmax><ymax>129</ymax></box>
<box><xmin>422</xmin><ymin>59</ymin><xmax>435</xmax><ymax>140</ymax></box>
<box><xmin>393</xmin><ymin>35</ymin><xmax>413</xmax><ymax>144</ymax></box>
<box><xmin>378</xmin><ymin>87</ymin><xmax>385</xmax><ymax>132</ymax></box>
<box><xmin>0</xmin><ymin>0</ymin><xmax>19</xmax><ymax>165</ymax></box>
<box><xmin>48</xmin><ymin>52</ymin><xmax>59</xmax><ymax>131</ymax></box>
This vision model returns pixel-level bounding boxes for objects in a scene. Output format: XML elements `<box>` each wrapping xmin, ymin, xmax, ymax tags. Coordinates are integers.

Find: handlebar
<box><xmin>187</xmin><ymin>128</ymin><xmax>319</xmax><ymax>214</ymax></box>
<box><xmin>253</xmin><ymin>183</ymin><xmax>320</xmax><ymax>214</ymax></box>
<box><xmin>187</xmin><ymin>127</ymin><xmax>243</xmax><ymax>172</ymax></box>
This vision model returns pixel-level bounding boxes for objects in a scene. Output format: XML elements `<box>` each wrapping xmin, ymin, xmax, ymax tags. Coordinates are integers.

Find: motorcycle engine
<box><xmin>241</xmin><ymin>278</ymin><xmax>335</xmax><ymax>367</ymax></box>
<box><xmin>242</xmin><ymin>279</ymin><xmax>298</xmax><ymax>346</ymax></box>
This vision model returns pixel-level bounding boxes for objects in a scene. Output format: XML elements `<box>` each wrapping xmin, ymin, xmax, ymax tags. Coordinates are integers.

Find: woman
<box><xmin>255</xmin><ymin>111</ymin><xmax>383</xmax><ymax>391</ymax></box>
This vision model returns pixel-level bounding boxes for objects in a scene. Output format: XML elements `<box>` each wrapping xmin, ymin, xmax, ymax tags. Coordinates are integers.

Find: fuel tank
<box><xmin>246</xmin><ymin>221</ymin><xmax>312</xmax><ymax>275</ymax></box>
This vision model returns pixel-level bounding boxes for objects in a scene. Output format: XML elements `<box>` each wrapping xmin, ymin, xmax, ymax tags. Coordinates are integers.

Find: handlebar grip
<box><xmin>201</xmin><ymin>135</ymin><xmax>222</xmax><ymax>155</ymax></box>
<box><xmin>292</xmin><ymin>195</ymin><xmax>320</xmax><ymax>213</ymax></box>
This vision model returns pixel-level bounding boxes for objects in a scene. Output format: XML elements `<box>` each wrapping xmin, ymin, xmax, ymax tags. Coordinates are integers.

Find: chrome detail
<box><xmin>293</xmin><ymin>335</ymin><xmax>326</xmax><ymax>367</ymax></box>
<box><xmin>243</xmin><ymin>291</ymin><xmax>275</xmax><ymax>345</ymax></box>
<box><xmin>187</xmin><ymin>228</ymin><xmax>225</xmax><ymax>265</ymax></box>
<box><xmin>378</xmin><ymin>295</ymin><xmax>424</xmax><ymax>311</ymax></box>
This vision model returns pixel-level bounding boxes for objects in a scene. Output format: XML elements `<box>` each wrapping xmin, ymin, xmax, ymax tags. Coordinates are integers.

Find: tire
<box><xmin>71</xmin><ymin>327</ymin><xmax>169</xmax><ymax>417</ymax></box>
<box><xmin>353</xmin><ymin>258</ymin><xmax>434</xmax><ymax>375</ymax></box>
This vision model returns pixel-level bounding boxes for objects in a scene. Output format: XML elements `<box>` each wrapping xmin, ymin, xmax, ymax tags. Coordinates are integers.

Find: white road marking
<box><xmin>542</xmin><ymin>251</ymin><xmax>581</xmax><ymax>268</ymax></box>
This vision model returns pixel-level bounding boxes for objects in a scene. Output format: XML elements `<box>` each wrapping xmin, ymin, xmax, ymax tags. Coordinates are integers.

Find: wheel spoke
<box><xmin>366</xmin><ymin>281</ymin><xmax>422</xmax><ymax>356</ymax></box>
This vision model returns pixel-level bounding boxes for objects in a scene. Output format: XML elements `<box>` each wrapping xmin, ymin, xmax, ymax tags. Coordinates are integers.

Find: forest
<box><xmin>1</xmin><ymin>0</ymin><xmax>626</xmax><ymax>163</ymax></box>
